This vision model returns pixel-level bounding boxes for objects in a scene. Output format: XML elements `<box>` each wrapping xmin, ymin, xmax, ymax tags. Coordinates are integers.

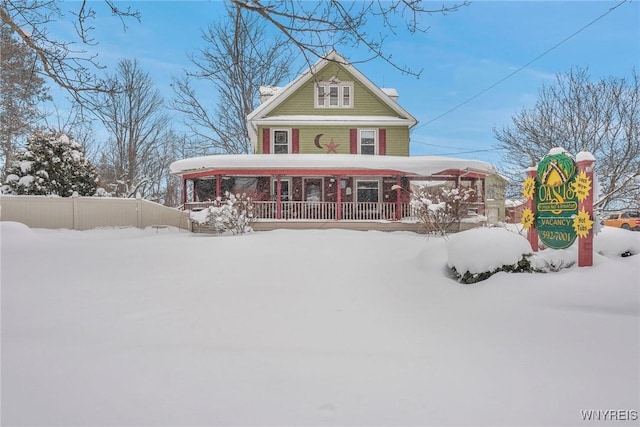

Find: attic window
<box><xmin>316</xmin><ymin>81</ymin><xmax>353</xmax><ymax>108</ymax></box>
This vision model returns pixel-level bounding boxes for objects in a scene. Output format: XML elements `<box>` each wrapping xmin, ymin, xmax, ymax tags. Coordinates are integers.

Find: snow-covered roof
<box><xmin>505</xmin><ymin>199</ymin><xmax>527</xmax><ymax>208</ymax></box>
<box><xmin>380</xmin><ymin>88</ymin><xmax>399</xmax><ymax>101</ymax></box>
<box><xmin>170</xmin><ymin>154</ymin><xmax>498</xmax><ymax>178</ymax></box>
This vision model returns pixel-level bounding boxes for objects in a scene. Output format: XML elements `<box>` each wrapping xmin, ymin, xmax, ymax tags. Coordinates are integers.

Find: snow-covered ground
<box><xmin>2</xmin><ymin>222</ymin><xmax>638</xmax><ymax>426</ymax></box>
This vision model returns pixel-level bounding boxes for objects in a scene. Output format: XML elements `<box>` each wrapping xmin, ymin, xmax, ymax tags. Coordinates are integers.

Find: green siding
<box><xmin>257</xmin><ymin>125</ymin><xmax>409</xmax><ymax>156</ymax></box>
<box><xmin>269</xmin><ymin>62</ymin><xmax>402</xmax><ymax>118</ymax></box>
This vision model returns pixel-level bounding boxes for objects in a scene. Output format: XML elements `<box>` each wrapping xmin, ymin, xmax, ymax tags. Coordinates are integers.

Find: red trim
<box><xmin>183</xmin><ymin>168</ymin><xmax>411</xmax><ymax>180</ymax></box>
<box><xmin>262</xmin><ymin>128</ymin><xmax>270</xmax><ymax>154</ymax></box>
<box><xmin>379</xmin><ymin>129</ymin><xmax>386</xmax><ymax>155</ymax></box>
<box><xmin>350</xmin><ymin>129</ymin><xmax>357</xmax><ymax>154</ymax></box>
<box><xmin>292</xmin><ymin>129</ymin><xmax>300</xmax><ymax>154</ymax></box>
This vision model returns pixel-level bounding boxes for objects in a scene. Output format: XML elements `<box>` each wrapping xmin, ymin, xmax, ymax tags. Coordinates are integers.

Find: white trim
<box><xmin>354</xmin><ymin>178</ymin><xmax>381</xmax><ymax>203</ymax></box>
<box><xmin>254</xmin><ymin>115</ymin><xmax>412</xmax><ymax>127</ymax></box>
<box><xmin>271</xmin><ymin>128</ymin><xmax>291</xmax><ymax>154</ymax></box>
<box><xmin>358</xmin><ymin>129</ymin><xmax>378</xmax><ymax>155</ymax></box>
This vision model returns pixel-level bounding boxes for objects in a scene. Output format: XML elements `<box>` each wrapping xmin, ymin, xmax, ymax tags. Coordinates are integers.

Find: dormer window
<box><xmin>315</xmin><ymin>81</ymin><xmax>353</xmax><ymax>108</ymax></box>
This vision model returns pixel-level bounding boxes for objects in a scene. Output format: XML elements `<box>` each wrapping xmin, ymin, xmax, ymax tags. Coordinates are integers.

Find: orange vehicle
<box><xmin>602</xmin><ymin>211</ymin><xmax>640</xmax><ymax>231</ymax></box>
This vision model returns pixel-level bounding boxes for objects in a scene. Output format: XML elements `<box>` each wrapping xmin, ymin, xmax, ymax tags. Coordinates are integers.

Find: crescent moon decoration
<box><xmin>314</xmin><ymin>133</ymin><xmax>324</xmax><ymax>149</ymax></box>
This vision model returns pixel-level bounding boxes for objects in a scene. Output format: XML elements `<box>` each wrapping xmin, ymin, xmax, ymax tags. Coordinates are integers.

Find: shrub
<box><xmin>450</xmin><ymin>255</ymin><xmax>534</xmax><ymax>284</ymax></box>
<box><xmin>410</xmin><ymin>185</ymin><xmax>477</xmax><ymax>236</ymax></box>
<box><xmin>190</xmin><ymin>192</ymin><xmax>255</xmax><ymax>234</ymax></box>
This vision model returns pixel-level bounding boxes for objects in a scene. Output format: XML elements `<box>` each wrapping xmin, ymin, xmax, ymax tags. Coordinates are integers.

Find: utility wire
<box><xmin>415</xmin><ymin>0</ymin><xmax>630</xmax><ymax>130</ymax></box>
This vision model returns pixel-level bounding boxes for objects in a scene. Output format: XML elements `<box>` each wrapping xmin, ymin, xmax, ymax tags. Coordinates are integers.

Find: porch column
<box><xmin>336</xmin><ymin>175</ymin><xmax>342</xmax><ymax>221</ymax></box>
<box><xmin>182</xmin><ymin>179</ymin><xmax>187</xmax><ymax>206</ymax></box>
<box><xmin>526</xmin><ymin>167</ymin><xmax>539</xmax><ymax>252</ymax></box>
<box><xmin>276</xmin><ymin>175</ymin><xmax>282</xmax><ymax>220</ymax></box>
<box><xmin>395</xmin><ymin>176</ymin><xmax>402</xmax><ymax>221</ymax></box>
<box><xmin>193</xmin><ymin>179</ymin><xmax>198</xmax><ymax>202</ymax></box>
<box><xmin>577</xmin><ymin>155</ymin><xmax>596</xmax><ymax>267</ymax></box>
<box><xmin>216</xmin><ymin>175</ymin><xmax>222</xmax><ymax>199</ymax></box>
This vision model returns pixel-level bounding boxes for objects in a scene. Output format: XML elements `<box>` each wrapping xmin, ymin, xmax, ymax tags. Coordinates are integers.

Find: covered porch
<box><xmin>171</xmin><ymin>154</ymin><xmax>495</xmax><ymax>226</ymax></box>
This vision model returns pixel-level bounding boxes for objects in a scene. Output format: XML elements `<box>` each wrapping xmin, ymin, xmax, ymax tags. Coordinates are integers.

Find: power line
<box><xmin>412</xmin><ymin>147</ymin><xmax>505</xmax><ymax>157</ymax></box>
<box><xmin>414</xmin><ymin>0</ymin><xmax>630</xmax><ymax>130</ymax></box>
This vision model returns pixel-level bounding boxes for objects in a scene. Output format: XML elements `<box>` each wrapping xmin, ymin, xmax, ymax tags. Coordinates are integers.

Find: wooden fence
<box><xmin>0</xmin><ymin>195</ymin><xmax>190</xmax><ymax>230</ymax></box>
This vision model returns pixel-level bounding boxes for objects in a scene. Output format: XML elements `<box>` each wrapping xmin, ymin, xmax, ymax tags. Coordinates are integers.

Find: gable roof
<box><xmin>247</xmin><ymin>51</ymin><xmax>418</xmax><ymax>151</ymax></box>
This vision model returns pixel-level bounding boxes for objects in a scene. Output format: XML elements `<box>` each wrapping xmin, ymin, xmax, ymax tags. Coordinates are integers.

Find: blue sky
<box><xmin>51</xmin><ymin>1</ymin><xmax>639</xmax><ymax>167</ymax></box>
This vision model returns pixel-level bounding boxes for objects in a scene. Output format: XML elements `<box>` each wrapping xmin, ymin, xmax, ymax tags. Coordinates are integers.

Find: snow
<box><xmin>170</xmin><ymin>153</ymin><xmax>497</xmax><ymax>178</ymax></box>
<box><xmin>577</xmin><ymin>150</ymin><xmax>596</xmax><ymax>162</ymax></box>
<box><xmin>447</xmin><ymin>227</ymin><xmax>533</xmax><ymax>274</ymax></box>
<box><xmin>17</xmin><ymin>175</ymin><xmax>34</xmax><ymax>186</ymax></box>
<box><xmin>2</xmin><ymin>222</ymin><xmax>638</xmax><ymax>426</ymax></box>
<box><xmin>19</xmin><ymin>160</ymin><xmax>32</xmax><ymax>173</ymax></box>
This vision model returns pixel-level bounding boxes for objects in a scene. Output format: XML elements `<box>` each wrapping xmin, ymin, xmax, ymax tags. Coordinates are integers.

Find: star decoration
<box><xmin>325</xmin><ymin>138</ymin><xmax>340</xmax><ymax>154</ymax></box>
<box><xmin>521</xmin><ymin>208</ymin><xmax>534</xmax><ymax>229</ymax></box>
<box><xmin>572</xmin><ymin>208</ymin><xmax>594</xmax><ymax>238</ymax></box>
<box><xmin>522</xmin><ymin>176</ymin><xmax>536</xmax><ymax>200</ymax></box>
<box><xmin>571</xmin><ymin>171</ymin><xmax>592</xmax><ymax>202</ymax></box>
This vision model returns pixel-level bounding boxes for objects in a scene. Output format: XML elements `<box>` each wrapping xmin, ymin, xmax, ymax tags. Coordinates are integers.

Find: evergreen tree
<box><xmin>2</xmin><ymin>130</ymin><xmax>98</xmax><ymax>196</ymax></box>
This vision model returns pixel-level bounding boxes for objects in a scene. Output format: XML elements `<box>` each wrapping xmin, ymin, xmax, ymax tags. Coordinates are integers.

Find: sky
<box><xmin>46</xmin><ymin>1</ymin><xmax>639</xmax><ymax>167</ymax></box>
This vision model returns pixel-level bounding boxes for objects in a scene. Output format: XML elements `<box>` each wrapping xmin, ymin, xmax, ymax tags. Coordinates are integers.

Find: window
<box><xmin>315</xmin><ymin>81</ymin><xmax>353</xmax><ymax>108</ymax></box>
<box><xmin>329</xmin><ymin>86</ymin><xmax>339</xmax><ymax>106</ymax></box>
<box><xmin>272</xmin><ymin>129</ymin><xmax>290</xmax><ymax>154</ymax></box>
<box><xmin>342</xmin><ymin>86</ymin><xmax>351</xmax><ymax>106</ymax></box>
<box><xmin>359</xmin><ymin>129</ymin><xmax>376</xmax><ymax>155</ymax></box>
<box><xmin>356</xmin><ymin>180</ymin><xmax>379</xmax><ymax>203</ymax></box>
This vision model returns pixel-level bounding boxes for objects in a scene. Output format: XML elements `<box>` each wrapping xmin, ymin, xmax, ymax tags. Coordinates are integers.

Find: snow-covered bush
<box><xmin>1</xmin><ymin>130</ymin><xmax>98</xmax><ymax>196</ymax></box>
<box><xmin>447</xmin><ymin>228</ymin><xmax>534</xmax><ymax>283</ymax></box>
<box><xmin>190</xmin><ymin>192</ymin><xmax>255</xmax><ymax>235</ymax></box>
<box><xmin>411</xmin><ymin>185</ymin><xmax>478</xmax><ymax>236</ymax></box>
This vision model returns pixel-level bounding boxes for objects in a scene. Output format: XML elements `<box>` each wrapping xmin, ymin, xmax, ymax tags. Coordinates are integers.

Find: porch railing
<box><xmin>185</xmin><ymin>201</ymin><xmax>418</xmax><ymax>221</ymax></box>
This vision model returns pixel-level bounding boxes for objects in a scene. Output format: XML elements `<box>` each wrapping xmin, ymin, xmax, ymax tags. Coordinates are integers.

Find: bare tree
<box><xmin>0</xmin><ymin>0</ymin><xmax>139</xmax><ymax>97</ymax></box>
<box><xmin>172</xmin><ymin>3</ymin><xmax>292</xmax><ymax>154</ymax></box>
<box><xmin>494</xmin><ymin>68</ymin><xmax>640</xmax><ymax>210</ymax></box>
<box><xmin>0</xmin><ymin>23</ymin><xmax>50</xmax><ymax>172</ymax></box>
<box><xmin>228</xmin><ymin>0</ymin><xmax>468</xmax><ymax>76</ymax></box>
<box><xmin>92</xmin><ymin>58</ymin><xmax>171</xmax><ymax>199</ymax></box>
<box><xmin>2</xmin><ymin>0</ymin><xmax>466</xmax><ymax>105</ymax></box>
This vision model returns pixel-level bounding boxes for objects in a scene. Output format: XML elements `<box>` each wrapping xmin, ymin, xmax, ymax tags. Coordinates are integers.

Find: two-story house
<box><xmin>171</xmin><ymin>51</ymin><xmax>501</xmax><ymax>228</ymax></box>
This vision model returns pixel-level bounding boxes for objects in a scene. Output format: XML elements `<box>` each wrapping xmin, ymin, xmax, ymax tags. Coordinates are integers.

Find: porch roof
<box><xmin>170</xmin><ymin>154</ymin><xmax>497</xmax><ymax>179</ymax></box>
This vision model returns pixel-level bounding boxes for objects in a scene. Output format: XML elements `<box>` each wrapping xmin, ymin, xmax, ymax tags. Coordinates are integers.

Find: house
<box><xmin>170</xmin><ymin>51</ymin><xmax>503</xmax><ymax>230</ymax></box>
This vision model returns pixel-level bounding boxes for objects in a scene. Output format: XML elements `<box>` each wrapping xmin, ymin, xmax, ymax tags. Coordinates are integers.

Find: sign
<box><xmin>522</xmin><ymin>147</ymin><xmax>596</xmax><ymax>265</ymax></box>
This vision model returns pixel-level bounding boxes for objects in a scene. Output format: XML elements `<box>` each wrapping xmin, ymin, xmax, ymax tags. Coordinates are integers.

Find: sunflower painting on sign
<box><xmin>521</xmin><ymin>147</ymin><xmax>596</xmax><ymax>266</ymax></box>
